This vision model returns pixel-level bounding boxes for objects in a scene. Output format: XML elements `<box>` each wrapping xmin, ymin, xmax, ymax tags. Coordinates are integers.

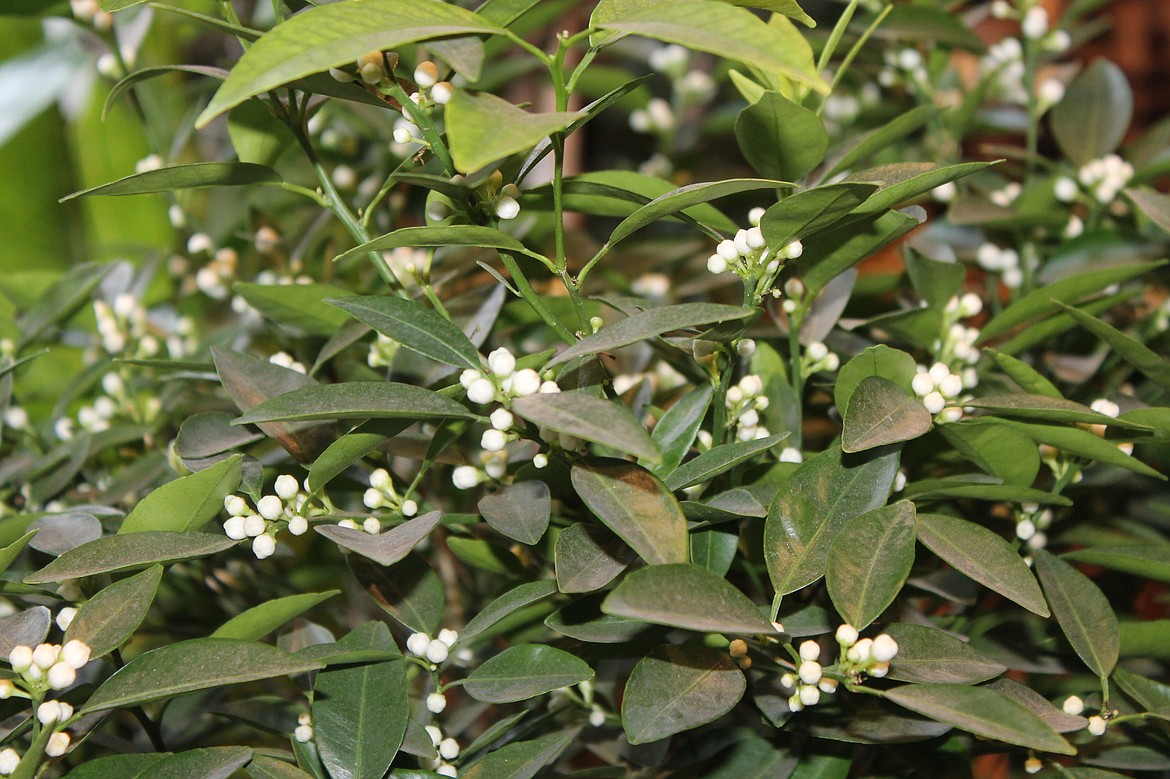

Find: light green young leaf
<box><xmin>25</xmin><ymin>533</ymin><xmax>236</xmax><ymax>584</ymax></box>
<box><xmin>119</xmin><ymin>454</ymin><xmax>243</xmax><ymax>534</ymax></box>
<box><xmin>1033</xmin><ymin>548</ymin><xmax>1119</xmax><ymax>678</ymax></box>
<box><xmin>306</xmin><ymin>420</ymin><xmax>411</xmax><ymax>494</ymax></box>
<box><xmin>65</xmin><ymin>566</ymin><xmax>163</xmax><ymax>658</ymax></box>
<box><xmin>479</xmin><ymin>481</ymin><xmax>552</xmax><ymax>545</ymax></box>
<box><xmin>232</xmin><ymin>383</ymin><xmax>476</xmax><ymax>425</ymax></box>
<box><xmin>1051</xmin><ymin>59</ymin><xmax>1131</xmax><ymax>166</ymax></box>
<box><xmin>650</xmin><ymin>384</ymin><xmax>712</xmax><ymax>476</ymax></box>
<box><xmin>196</xmin><ymin>0</ymin><xmax>504</xmax><ymax>126</ymax></box>
<box><xmin>735</xmin><ymin>91</ymin><xmax>827</xmax><ymax>181</ymax></box>
<box><xmin>464</xmin><ymin>644</ymin><xmax>593</xmax><ymax>703</ymax></box>
<box><xmin>622</xmin><ymin>644</ymin><xmax>745</xmax><ymax>744</ymax></box>
<box><xmin>60</xmin><ymin>162</ymin><xmax>282</xmax><ymax>202</ymax></box>
<box><xmin>883</xmin><ymin>623</ymin><xmax>1007</xmax><ymax>684</ymax></box>
<box><xmin>602</xmin><ymin>563</ymin><xmax>776</xmax><ymax>634</ymax></box>
<box><xmin>329</xmin><ymin>296</ymin><xmax>481</xmax><ymax>370</ymax></box>
<box><xmin>0</xmin><ymin>530</ymin><xmax>36</xmax><ymax>575</ymax></box>
<box><xmin>571</xmin><ymin>459</ymin><xmax>686</xmax><ymax>565</ymax></box>
<box><xmin>446</xmin><ymin>90</ymin><xmax>583</xmax><ymax>174</ymax></box>
<box><xmin>826</xmin><ymin>501</ymin><xmax>916</xmax><ymax>629</ymax></box>
<box><xmin>82</xmin><ymin>638</ymin><xmax>324</xmax><ymax>713</ymax></box>
<box><xmin>841</xmin><ymin>376</ymin><xmax>933</xmax><ymax>453</ymax></box>
<box><xmin>514</xmin><ymin>393</ymin><xmax>660</xmax><ymax>462</ymax></box>
<box><xmin>212</xmin><ymin>591</ymin><xmax>340</xmax><ymax>641</ymax></box>
<box><xmin>985</xmin><ymin>349</ymin><xmax>1062</xmax><ymax>399</ymax></box>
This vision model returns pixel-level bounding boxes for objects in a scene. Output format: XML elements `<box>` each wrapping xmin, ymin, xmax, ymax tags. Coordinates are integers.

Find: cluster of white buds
<box><xmin>222</xmin><ymin>475</ymin><xmax>322</xmax><ymax>559</ymax></box>
<box><xmin>980</xmin><ymin>38</ymin><xmax>1027</xmax><ymax>104</ymax></box>
<box><xmin>989</xmin><ymin>181</ymin><xmax>1022</xmax><ymax>208</ymax></box>
<box><xmin>294</xmin><ymin>712</ymin><xmax>313</xmax><ymax>743</ymax></box>
<box><xmin>726</xmin><ymin>374</ymin><xmax>771</xmax><ymax>442</ymax></box>
<box><xmin>976</xmin><ymin>242</ymin><xmax>1027</xmax><ymax>289</ymax></box>
<box><xmin>422</xmin><ymin>724</ymin><xmax>460</xmax><ymax>776</ymax></box>
<box><xmin>93</xmin><ymin>294</ymin><xmax>194</xmax><ymax>360</ymax></box>
<box><xmin>1059</xmin><ymin>695</ymin><xmax>1107</xmax><ymax>736</ymax></box>
<box><xmin>411</xmin><ymin>61</ymin><xmax>456</xmax><ymax>107</ymax></box>
<box><xmin>54</xmin><ymin>369</ymin><xmax>163</xmax><ymax>442</ymax></box>
<box><xmin>912</xmin><ymin>363</ymin><xmax>968</xmax><ymax>422</ymax></box>
<box><xmin>194</xmin><ymin>247</ymin><xmax>239</xmax><ymax>300</ymax></box>
<box><xmin>877</xmin><ymin>47</ymin><xmax>929</xmax><ymax>94</ymax></box>
<box><xmin>363</xmin><ymin>468</ymin><xmax>418</xmax><ymax>517</ymax></box>
<box><xmin>836</xmin><ymin>624</ymin><xmax>898</xmax><ymax>681</ymax></box>
<box><xmin>70</xmin><ymin>0</ymin><xmax>112</xmax><ymax>28</ymax></box>
<box><xmin>1018</xmin><ymin>5</ymin><xmax>1070</xmax><ymax>50</ymax></box>
<box><xmin>7</xmin><ymin>640</ymin><xmax>92</xmax><ymax>692</ymax></box>
<box><xmin>269</xmin><ymin>351</ymin><xmax>308</xmax><ymax>375</ymax></box>
<box><xmin>629</xmin><ymin>98</ymin><xmax>675</xmax><ymax>135</ymax></box>
<box><xmin>646</xmin><ymin>42</ymin><xmax>717</xmax><ymax>108</ymax></box>
<box><xmin>1086</xmin><ymin>398</ymin><xmax>1133</xmax><ymax>456</ymax></box>
<box><xmin>407</xmin><ymin>629</ymin><xmax>459</xmax><ymax>667</ymax></box>
<box><xmin>779</xmin><ymin>640</ymin><xmax>839</xmax><ymax>712</ymax></box>
<box><xmin>706</xmin><ymin>211</ymin><xmax>802</xmax><ymax>300</ymax></box>
<box><xmin>1015</xmin><ymin>502</ymin><xmax>1054</xmax><ymax>551</ymax></box>
<box><xmin>802</xmin><ymin>341</ymin><xmax>840</xmax><ymax>375</ymax></box>
<box><xmin>1077</xmin><ymin>154</ymin><xmax>1134</xmax><ymax>204</ymax></box>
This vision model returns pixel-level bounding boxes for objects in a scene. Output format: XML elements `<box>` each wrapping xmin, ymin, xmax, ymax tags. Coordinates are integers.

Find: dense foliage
<box><xmin>3</xmin><ymin>0</ymin><xmax>1170</xmax><ymax>777</ymax></box>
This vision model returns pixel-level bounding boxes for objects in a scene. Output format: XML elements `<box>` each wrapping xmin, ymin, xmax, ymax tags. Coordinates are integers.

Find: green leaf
<box><xmin>0</xmin><ymin>608</ymin><xmax>51</xmax><ymax>657</ymax></box>
<box><xmin>570</xmin><ymin>459</ymin><xmax>687</xmax><ymax>565</ymax></box>
<box><xmin>232</xmin><ymin>283</ymin><xmax>351</xmax><ymax>337</ymax></box>
<box><xmin>977</xmin><ymin>261</ymin><xmax>1161</xmax><ymax>341</ymax></box>
<box><xmin>82</xmin><ymin>638</ymin><xmax>323</xmax><ymax>713</ymax></box>
<box><xmin>446</xmin><ymin>90</ymin><xmax>583</xmax><ymax>173</ymax></box>
<box><xmin>833</xmin><ymin>345</ymin><xmax>918</xmax><ymax>415</ymax></box>
<box><xmin>876</xmin><ymin>3</ymin><xmax>987</xmax><ymax>50</ymax></box>
<box><xmin>1051</xmin><ymin>59</ymin><xmax>1132</xmax><ymax>165</ymax></box>
<box><xmin>554</xmin><ymin>523</ymin><xmax>634</xmax><ymax>593</ymax></box>
<box><xmin>663</xmin><ymin>433</ymin><xmax>789</xmax><ymax>491</ymax></box>
<box><xmin>515</xmin><ymin>393</ymin><xmax>660</xmax><ymax>462</ymax></box>
<box><xmin>479</xmin><ymin>481</ymin><xmax>551</xmax><ymax>545</ymax></box>
<box><xmin>0</xmin><ymin>530</ymin><xmax>36</xmax><ymax>575</ymax></box>
<box><xmin>725</xmin><ymin>0</ymin><xmax>813</xmax><ymax>27</ymax></box>
<box><xmin>233</xmin><ymin>382</ymin><xmax>475</xmax><ymax>425</ymax></box>
<box><xmin>602</xmin><ymin>563</ymin><xmax>776</xmax><ymax>634</ymax></box>
<box><xmin>650</xmin><ymin>384</ymin><xmax>712</xmax><ymax>476</ymax></box>
<box><xmin>796</xmin><ymin>208</ymin><xmax>922</xmax><ymax>294</ymax></box>
<box><xmin>1003</xmin><ymin>420</ymin><xmax>1164</xmax><ymax>479</ymax></box>
<box><xmin>1033</xmin><ymin>548</ymin><xmax>1120</xmax><ymax>678</ymax></box>
<box><xmin>465</xmin><ymin>644</ymin><xmax>593</xmax><ymax>703</ymax></box>
<box><xmin>25</xmin><ymin>532</ymin><xmax>235</xmax><ymax>584</ymax></box>
<box><xmin>125</xmin><ymin>747</ymin><xmax>253</xmax><ymax>779</ymax></box>
<box><xmin>1064</xmin><ymin>546</ymin><xmax>1170</xmax><ymax>584</ymax></box>
<box><xmin>176</xmin><ymin>413</ymin><xmax>265</xmax><ymax>460</ymax></box>
<box><xmin>306</xmin><ymin>420</ymin><xmax>411</xmax><ymax>494</ymax></box>
<box><xmin>883</xmin><ymin>624</ymin><xmax>1007</xmax><ymax>684</ymax></box>
<box><xmin>764</xmin><ymin>445</ymin><xmax>899</xmax><ymax>596</ymax></box>
<box><xmin>964</xmin><ymin>393</ymin><xmax>1151</xmax><ymax>432</ymax></box>
<box><xmin>350</xmin><ymin>553</ymin><xmax>444</xmax><ymax>634</ymax></box>
<box><xmin>985</xmin><ymin>350</ymin><xmax>1062</xmax><ymax>398</ymax></box>
<box><xmin>759</xmin><ymin>183</ymin><xmax>878</xmax><ymax>249</ymax></box>
<box><xmin>196</xmin><ymin>0</ymin><xmax>504</xmax><ymax>126</ymax></box>
<box><xmin>60</xmin><ymin>754</ymin><xmax>168</xmax><ymax>779</ymax></box>
<box><xmin>850</xmin><ymin>161</ymin><xmax>993</xmax><ymax>214</ymax></box>
<box><xmin>212</xmin><ymin>591</ymin><xmax>340</xmax><ymax>641</ymax></box>
<box><xmin>622</xmin><ymin>644</ymin><xmax>745</xmax><ymax>744</ymax></box>
<box><xmin>448</xmin><ymin>536</ymin><xmax>523</xmax><ymax>576</ymax></box>
<box><xmin>823</xmin><ymin>105</ymin><xmax>935</xmax><ymax>180</ymax></box>
<box><xmin>842</xmin><ymin>376</ymin><xmax>933</xmax><ymax>453</ymax></box>
<box><xmin>915</xmin><ymin>513</ymin><xmax>1048</xmax><ymax>617</ymax></box>
<box><xmin>882</xmin><ymin>684</ymin><xmax>1075</xmax><ymax>754</ymax></box>
<box><xmin>701</xmin><ymin>734</ymin><xmax>798</xmax><ymax>778</ymax></box>
<box><xmin>313</xmin><ymin>622</ymin><xmax>407</xmax><ymax>779</ymax></box>
<box><xmin>317</xmin><ymin>511</ymin><xmax>442</xmax><ymax>567</ymax></box>
<box><xmin>119</xmin><ymin>454</ymin><xmax>243</xmax><ymax>534</ymax></box>
<box><xmin>592</xmin><ymin>0</ymin><xmax>826</xmax><ymax>93</ymax></box>
<box><xmin>329</xmin><ymin>296</ymin><xmax>480</xmax><ymax>370</ymax></box>
<box><xmin>64</xmin><ymin>566</ymin><xmax>162</xmax><ymax>658</ymax></box>
<box><xmin>548</xmin><ymin>303</ymin><xmax>755</xmax><ymax>368</ymax></box>
<box><xmin>1126</xmin><ymin>186</ymin><xmax>1170</xmax><ymax>234</ymax></box>
<box><xmin>546</xmin><ymin>593</ymin><xmax>650</xmax><ymax>644</ymax></box>
<box><xmin>905</xmin><ymin>252</ymin><xmax>966</xmax><ymax>309</ymax></box>
<box><xmin>826</xmin><ymin>501</ymin><xmax>916</xmax><ymax>629</ymax></box>
<box><xmin>1113</xmin><ymin>666</ymin><xmax>1170</xmax><ymax>717</ymax></box>
<box><xmin>906</xmin><ymin>481</ymin><xmax>1070</xmax><ymax>506</ymax></box>
<box><xmin>983</xmin><ymin>677</ymin><xmax>1088</xmax><ymax>733</ymax></box>
<box><xmin>103</xmin><ymin>65</ymin><xmax>227</xmax><ymax>121</ymax></box>
<box><xmin>540</xmin><ymin>169</ymin><xmax>737</xmax><ymax>230</ymax></box>
<box><xmin>60</xmin><ymin>162</ymin><xmax>282</xmax><ymax>201</ymax></box>
<box><xmin>18</xmin><ymin>262</ymin><xmax>110</xmax><ymax>347</ymax></box>
<box><xmin>735</xmin><ymin>91</ymin><xmax>827</xmax><ymax>181</ymax></box>
<box><xmin>938</xmin><ymin>421</ymin><xmax>1041</xmax><ymax>487</ymax></box>
<box><xmin>333</xmin><ymin>225</ymin><xmax>549</xmax><ymax>267</ymax></box>
<box><xmin>248</xmin><ymin>755</ymin><xmax>317</xmax><ymax>779</ymax></box>
<box><xmin>460</xmin><ymin>580</ymin><xmax>559</xmax><ymax>642</ymax></box>
<box><xmin>993</xmin><ymin>291</ymin><xmax>1132</xmax><ymax>355</ymax></box>
<box><xmin>1057</xmin><ymin>301</ymin><xmax>1170</xmax><ymax>393</ymax></box>
<box><xmin>460</xmin><ymin>731</ymin><xmax>574</xmax><ymax>779</ymax></box>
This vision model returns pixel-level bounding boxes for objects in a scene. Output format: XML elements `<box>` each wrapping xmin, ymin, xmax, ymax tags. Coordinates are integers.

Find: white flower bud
<box><xmin>1016</xmin><ymin>519</ymin><xmax>1036</xmax><ymax>541</ymax></box>
<box><xmin>533</xmin><ymin>453</ymin><xmax>549</xmax><ymax>469</ymax></box>
<box><xmin>923</xmin><ymin>392</ymin><xmax>946</xmax><ymax>414</ymax></box>
<box><xmin>871</xmin><ymin>634</ymin><xmax>899</xmax><ymax>663</ymax></box>
<box><xmin>588</xmin><ymin>708</ymin><xmax>606</xmax><ymax>727</ymax></box>
<box><xmin>224</xmin><ymin>495</ymin><xmax>247</xmax><ymax>516</ymax></box>
<box><xmin>780</xmin><ymin>447</ymin><xmax>803</xmax><ymax>464</ymax></box>
<box><xmin>252</xmin><ymin>534</ymin><xmax>277</xmax><ymax>559</ymax></box>
<box><xmin>495</xmin><ymin>195</ymin><xmax>521</xmax><ymax>220</ymax></box>
<box><xmin>61</xmin><ymin>640</ymin><xmax>91</xmax><ymax>670</ymax></box>
<box><xmin>1038</xmin><ymin>78</ymin><xmax>1065</xmax><ymax>106</ymax></box>
<box><xmin>489</xmin><ymin>409</ymin><xmax>514</xmax><ymax>431</ymax></box>
<box><xmin>363</xmin><ymin>488</ymin><xmax>384</xmax><ymax>509</ymax></box>
<box><xmin>738</xmin><ymin>375</ymin><xmax>763</xmax><ymax>397</ymax></box>
<box><xmin>869</xmin><ymin>661</ymin><xmax>890</xmax><ymax>678</ymax></box>
<box><xmin>275</xmin><ymin>474</ymin><xmax>300</xmax><ymax>501</ymax></box>
<box><xmin>806</xmin><ymin>342</ymin><xmax>828</xmax><ymax>362</ymax></box>
<box><xmin>487</xmin><ymin>348</ymin><xmax>516</xmax><ymax>378</ymax></box>
<box><xmin>818</xmin><ymin>677</ymin><xmax>839</xmax><ymax>694</ymax></box>
<box><xmin>736</xmin><ymin>339</ymin><xmax>756</xmax><ymax>357</ymax></box>
<box><xmin>33</xmin><ymin>644</ymin><xmax>59</xmax><ymax>670</ymax></box>
<box><xmin>38</xmin><ymin>701</ymin><xmax>62</xmax><ymax>724</ymax></box>
<box><xmin>933</xmin><ymin>181</ymin><xmax>957</xmax><ymax>202</ymax></box>
<box><xmin>836</xmin><ymin>624</ymin><xmax>859</xmax><ymax>646</ymax></box>
<box><xmin>425</xmin><ymin>724</ymin><xmax>443</xmax><ymax>746</ymax></box>
<box><xmin>798</xmin><ymin>660</ymin><xmax>822</xmax><ymax>685</ymax></box>
<box><xmin>288</xmin><ymin>516</ymin><xmax>309</xmax><ymax>536</ymax></box>
<box><xmin>48</xmin><ymin>662</ymin><xmax>76</xmax><ymax>690</ymax></box>
<box><xmin>56</xmin><ymin>608</ymin><xmax>78</xmax><ymax>631</ymax></box>
<box><xmin>959</xmin><ymin>292</ymin><xmax>983</xmax><ymax>317</ymax></box>
<box><xmin>393</xmin><ymin>127</ymin><xmax>415</xmax><ymax>145</ymax></box>
<box><xmin>363</xmin><ymin>518</ymin><xmax>381</xmax><ymax>535</ymax></box>
<box><xmin>939</xmin><ymin>374</ymin><xmax>963</xmax><ymax>399</ymax></box>
<box><xmin>439</xmin><ymin>737</ymin><xmax>460</xmax><ymax>760</ymax></box>
<box><xmin>1062</xmin><ymin>695</ymin><xmax>1085</xmax><ymax>716</ymax></box>
<box><xmin>338</xmin><ymin>519</ymin><xmax>359</xmax><ymax>530</ymax></box>
<box><xmin>783</xmin><ymin>241</ymin><xmax>804</xmax><ymax>260</ymax></box>
<box><xmin>1025</xmin><ymin>756</ymin><xmax>1042</xmax><ymax>774</ymax></box>
<box><xmin>509</xmin><ymin>369</ymin><xmax>541</xmax><ymax>397</ymax></box>
<box><xmin>295</xmin><ymin>724</ymin><xmax>313</xmax><ymax>742</ymax></box>
<box><xmin>243</xmin><ymin>515</ymin><xmax>266</xmax><ymax>538</ymax></box>
<box><xmin>452</xmin><ymin>466</ymin><xmax>480</xmax><ymax>490</ymax></box>
<box><xmin>911</xmin><ymin>373</ymin><xmax>935</xmax><ymax>397</ymax></box>
<box><xmin>849</xmin><ymin>638</ymin><xmax>873</xmax><ymax>663</ymax></box>
<box><xmin>467</xmin><ymin>378</ymin><xmax>496</xmax><ymax>405</ymax></box>
<box><xmin>787</xmin><ymin>694</ymin><xmax>805</xmax><ymax>713</ymax></box>
<box><xmin>426</xmin><ymin>692</ymin><xmax>447</xmax><ymax>713</ymax></box>
<box><xmin>414</xmin><ymin>61</ymin><xmax>439</xmax><ymax>88</ymax></box>
<box><xmin>748</xmin><ymin>207</ymin><xmax>766</xmax><ymax>226</ymax></box>
<box><xmin>539</xmin><ymin>381</ymin><xmax>560</xmax><ymax>394</ymax></box>
<box><xmin>257</xmin><ymin>495</ymin><xmax>284</xmax><ymax>520</ymax></box>
<box><xmin>426</xmin><ymin>641</ymin><xmax>449</xmax><ymax>664</ymax></box>
<box><xmin>360</xmin><ymin>61</ymin><xmax>385</xmax><ymax>84</ymax></box>
<box><xmin>799</xmin><ymin>640</ymin><xmax>821</xmax><ymax>662</ymax></box>
<box><xmin>46</xmin><ymin>732</ymin><xmax>70</xmax><ymax>758</ymax></box>
<box><xmin>9</xmin><ymin>645</ymin><xmax>33</xmax><ymax>673</ymax></box>
<box><xmin>460</xmin><ymin>369</ymin><xmax>480</xmax><ymax>389</ymax></box>
<box><xmin>436</xmin><ymin>764</ymin><xmax>457</xmax><ymax>778</ymax></box>
<box><xmin>437</xmin><ymin>629</ymin><xmax>459</xmax><ymax>648</ymax></box>
<box><xmin>431</xmin><ymin>81</ymin><xmax>454</xmax><ymax>104</ymax></box>
<box><xmin>716</xmin><ymin>240</ymin><xmax>739</xmax><ymax>261</ymax></box>
<box><xmin>799</xmin><ymin>684</ymin><xmax>821</xmax><ymax>706</ymax></box>
<box><xmin>1087</xmin><ymin>715</ymin><xmax>1107</xmax><ymax>736</ymax></box>
<box><xmin>1022</xmin><ymin>6</ymin><xmax>1048</xmax><ymax>39</ymax></box>
<box><xmin>706</xmin><ymin>254</ymin><xmax>728</xmax><ymax>274</ymax></box>
<box><xmin>0</xmin><ymin>748</ymin><xmax>20</xmax><ymax>774</ymax></box>
<box><xmin>407</xmin><ymin>633</ymin><xmax>431</xmax><ymax>657</ymax></box>
<box><xmin>481</xmin><ymin>429</ymin><xmax>508</xmax><ymax>452</ymax></box>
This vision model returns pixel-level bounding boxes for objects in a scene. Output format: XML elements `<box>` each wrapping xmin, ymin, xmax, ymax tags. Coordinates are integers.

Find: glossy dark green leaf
<box><xmin>545</xmin><ymin>592</ymin><xmax>651</xmax><ymax>643</ymax></box>
<box><xmin>938</xmin><ymin>420</ymin><xmax>1041</xmax><ymax>487</ymax></box>
<box><xmin>329</xmin><ymin>296</ymin><xmax>480</xmax><ymax>370</ymax></box>
<box><xmin>515</xmin><ymin>393</ymin><xmax>660</xmax><ymax>462</ymax></box>
<box><xmin>316</xmin><ymin>511</ymin><xmax>442</xmax><ymax>566</ymax></box>
<box><xmin>25</xmin><ymin>532</ymin><xmax>235</xmax><ymax>584</ymax></box>
<box><xmin>789</xmin><ymin>754</ymin><xmax>852</xmax><ymax>779</ymax></box>
<box><xmin>850</xmin><ymin>161</ymin><xmax>992</xmax><ymax>213</ymax></box>
<box><xmin>799</xmin><ymin>699</ymin><xmax>953</xmax><ymax>745</ymax></box>
<box><xmin>735</xmin><ymin>90</ymin><xmax>827</xmax><ymax>181</ymax></box>
<box><xmin>1051</xmin><ymin>59</ymin><xmax>1132</xmax><ymax>165</ymax></box>
<box><xmin>460</xmin><ymin>730</ymin><xmax>574</xmax><ymax>779</ymax></box>
<box><xmin>306</xmin><ymin>420</ymin><xmax>411</xmax><ymax>494</ymax></box>
<box><xmin>350</xmin><ymin>553</ymin><xmax>444</xmax><ymax>634</ymax></box>
<box><xmin>883</xmin><ymin>683</ymin><xmax>1075</xmax><ymax>754</ymax></box>
<box><xmin>313</xmin><ymin>622</ymin><xmax>407</xmax><ymax>779</ymax></box>
<box><xmin>823</xmin><ymin>104</ymin><xmax>935</xmax><ymax>179</ymax></box>
<box><xmin>690</xmin><ymin>528</ymin><xmax>739</xmax><ymax>577</ymax></box>
<box><xmin>701</xmin><ymin>734</ymin><xmax>798</xmax><ymax>778</ymax></box>
<box><xmin>554</xmin><ymin>523</ymin><xmax>634</xmax><ymax>593</ymax></box>
<box><xmin>247</xmin><ymin>755</ymin><xmax>317</xmax><ymax>779</ymax></box>
<box><xmin>663</xmin><ymin>433</ymin><xmax>789</xmax><ymax>491</ymax></box>
<box><xmin>622</xmin><ymin>644</ymin><xmax>745</xmax><ymax>744</ymax></box>
<box><xmin>1113</xmin><ymin>666</ymin><xmax>1170</xmax><ymax>717</ymax></box>
<box><xmin>212</xmin><ymin>591</ymin><xmax>339</xmax><ymax>641</ymax></box>
<box><xmin>479</xmin><ymin>481</ymin><xmax>552</xmax><ymax>545</ymax></box>
<box><xmin>465</xmin><ymin>644</ymin><xmax>593</xmax><ymax>703</ymax></box>
<box><xmin>602</xmin><ymin>563</ymin><xmax>775</xmax><ymax>634</ymax></box>
<box><xmin>796</xmin><ymin>208</ymin><xmax>922</xmax><ymax>294</ymax></box>
<box><xmin>333</xmin><ymin>225</ymin><xmax>549</xmax><ymax>267</ymax></box>
<box><xmin>129</xmin><ymin>747</ymin><xmax>252</xmax><ymax>779</ymax></box>
<box><xmin>233</xmin><ymin>382</ymin><xmax>475</xmax><ymax>425</ymax></box>
<box><xmin>460</xmin><ymin>579</ymin><xmax>559</xmax><ymax>642</ymax></box>
<box><xmin>1064</xmin><ymin>545</ymin><xmax>1170</xmax><ymax>583</ymax></box>
<box><xmin>833</xmin><ymin>346</ymin><xmax>918</xmax><ymax>417</ymax></box>
<box><xmin>842</xmin><ymin>376</ymin><xmax>933</xmax><ymax>453</ymax></box>
<box><xmin>760</xmin><ymin>183</ymin><xmax>877</xmax><ymax>249</ymax></box>
<box><xmin>826</xmin><ymin>501</ymin><xmax>915</xmax><ymax>629</ymax></box>
<box><xmin>0</xmin><ymin>607</ymin><xmax>50</xmax><ymax>657</ymax></box>
<box><xmin>60</xmin><ymin>753</ymin><xmax>167</xmax><ymax>779</ymax></box>
<box><xmin>985</xmin><ymin>350</ymin><xmax>1062</xmax><ymax>398</ymax></box>
<box><xmin>233</xmin><ymin>283</ymin><xmax>351</xmax><ymax>337</ymax></box>
<box><xmin>538</xmin><ymin>169</ymin><xmax>737</xmax><ymax>230</ymax></box>
<box><xmin>447</xmin><ymin>90</ymin><xmax>583</xmax><ymax>173</ymax></box>
<box><xmin>1004</xmin><ymin>420</ymin><xmax>1163</xmax><ymax>479</ymax></box>
<box><xmin>915</xmin><ymin>513</ymin><xmax>1048</xmax><ymax>617</ymax></box>
<box><xmin>82</xmin><ymin>638</ymin><xmax>323</xmax><ymax>713</ymax></box>
<box><xmin>60</xmin><ymin>162</ymin><xmax>281</xmax><ymax>201</ymax></box>
<box><xmin>571</xmin><ymin>459</ymin><xmax>686</xmax><ymax>565</ymax></box>
<box><xmin>1033</xmin><ymin>548</ymin><xmax>1119</xmax><ymax>678</ymax></box>
<box><xmin>65</xmin><ymin>565</ymin><xmax>162</xmax><ymax>658</ymax></box>
<box><xmin>447</xmin><ymin>536</ymin><xmax>523</xmax><ymax>575</ymax></box>
<box><xmin>119</xmin><ymin>454</ymin><xmax>243</xmax><ymax>534</ymax></box>
<box><xmin>978</xmin><ymin>261</ymin><xmax>1160</xmax><ymax>341</ymax></box>
<box><xmin>1058</xmin><ymin>301</ymin><xmax>1170</xmax><ymax>393</ymax></box>
<box><xmin>964</xmin><ymin>394</ymin><xmax>1150</xmax><ymax>431</ymax></box>
<box><xmin>197</xmin><ymin>0</ymin><xmax>503</xmax><ymax>125</ymax></box>
<box><xmin>650</xmin><ymin>384</ymin><xmax>712</xmax><ymax>476</ymax></box>
<box><xmin>764</xmin><ymin>445</ymin><xmax>899</xmax><ymax>596</ymax></box>
<box><xmin>592</xmin><ymin>0</ymin><xmax>825</xmax><ymax>92</ymax></box>
<box><xmin>883</xmin><ymin>624</ymin><xmax>1006</xmax><ymax>684</ymax></box>
<box><xmin>907</xmin><ymin>481</ymin><xmax>1070</xmax><ymax>506</ymax></box>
